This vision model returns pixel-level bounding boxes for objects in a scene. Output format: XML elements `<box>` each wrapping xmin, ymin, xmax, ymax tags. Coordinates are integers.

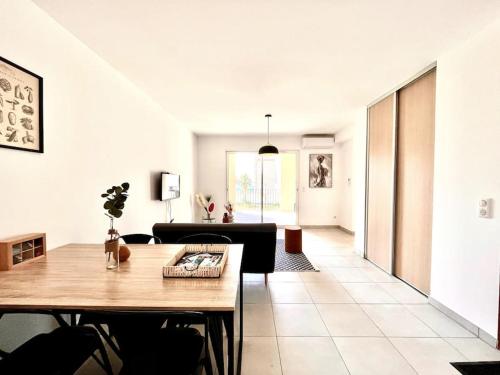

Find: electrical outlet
<box><xmin>478</xmin><ymin>199</ymin><xmax>493</xmax><ymax>218</ymax></box>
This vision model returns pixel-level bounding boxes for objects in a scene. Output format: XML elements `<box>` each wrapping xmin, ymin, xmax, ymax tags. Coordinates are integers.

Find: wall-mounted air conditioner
<box><xmin>301</xmin><ymin>134</ymin><xmax>335</xmax><ymax>149</ymax></box>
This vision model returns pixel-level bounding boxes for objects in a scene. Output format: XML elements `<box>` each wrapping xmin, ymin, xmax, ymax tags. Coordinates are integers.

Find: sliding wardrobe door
<box><xmin>394</xmin><ymin>69</ymin><xmax>436</xmax><ymax>294</ymax></box>
<box><xmin>366</xmin><ymin>94</ymin><xmax>395</xmax><ymax>273</ymax></box>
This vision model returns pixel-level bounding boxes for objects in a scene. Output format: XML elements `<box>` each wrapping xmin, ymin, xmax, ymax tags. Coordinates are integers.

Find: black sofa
<box><xmin>152</xmin><ymin>223</ymin><xmax>277</xmax><ymax>277</ymax></box>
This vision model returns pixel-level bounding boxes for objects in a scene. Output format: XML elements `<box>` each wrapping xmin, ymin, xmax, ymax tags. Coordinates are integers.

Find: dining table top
<box><xmin>0</xmin><ymin>243</ymin><xmax>243</xmax><ymax>312</ymax></box>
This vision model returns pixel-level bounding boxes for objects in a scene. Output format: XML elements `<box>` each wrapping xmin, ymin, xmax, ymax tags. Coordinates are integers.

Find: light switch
<box><xmin>478</xmin><ymin>199</ymin><xmax>493</xmax><ymax>218</ymax></box>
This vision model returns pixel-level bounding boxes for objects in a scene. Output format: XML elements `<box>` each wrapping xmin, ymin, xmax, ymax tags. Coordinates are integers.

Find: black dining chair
<box><xmin>0</xmin><ymin>326</ymin><xmax>112</xmax><ymax>375</ymax></box>
<box><xmin>120</xmin><ymin>233</ymin><xmax>162</xmax><ymax>245</ymax></box>
<box><xmin>176</xmin><ymin>233</ymin><xmax>232</xmax><ymax>245</ymax></box>
<box><xmin>174</xmin><ymin>233</ymin><xmax>233</xmax><ymax>374</ymax></box>
<box><xmin>78</xmin><ymin>233</ymin><xmax>163</xmax><ymax>363</ymax></box>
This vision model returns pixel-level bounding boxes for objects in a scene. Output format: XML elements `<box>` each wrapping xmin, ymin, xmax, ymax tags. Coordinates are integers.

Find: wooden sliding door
<box><xmin>394</xmin><ymin>69</ymin><xmax>436</xmax><ymax>294</ymax></box>
<box><xmin>366</xmin><ymin>94</ymin><xmax>395</xmax><ymax>273</ymax></box>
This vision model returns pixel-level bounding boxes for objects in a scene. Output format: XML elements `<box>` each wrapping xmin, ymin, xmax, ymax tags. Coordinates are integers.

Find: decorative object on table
<box><xmin>274</xmin><ymin>239</ymin><xmax>318</xmax><ymax>272</ymax></box>
<box><xmin>118</xmin><ymin>245</ymin><xmax>131</xmax><ymax>262</ymax></box>
<box><xmin>309</xmin><ymin>153</ymin><xmax>332</xmax><ymax>188</ymax></box>
<box><xmin>258</xmin><ymin>113</ymin><xmax>279</xmax><ymax>155</ymax></box>
<box><xmin>0</xmin><ymin>55</ymin><xmax>43</xmax><ymax>153</ymax></box>
<box><xmin>163</xmin><ymin>244</ymin><xmax>229</xmax><ymax>278</ymax></box>
<box><xmin>195</xmin><ymin>193</ymin><xmax>216</xmax><ymax>223</ymax></box>
<box><xmin>101</xmin><ymin>182</ymin><xmax>130</xmax><ymax>269</ymax></box>
<box><xmin>224</xmin><ymin>202</ymin><xmax>234</xmax><ymax>223</ymax></box>
<box><xmin>0</xmin><ymin>233</ymin><xmax>46</xmax><ymax>271</ymax></box>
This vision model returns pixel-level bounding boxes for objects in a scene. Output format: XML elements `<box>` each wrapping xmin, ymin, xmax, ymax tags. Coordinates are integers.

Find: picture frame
<box><xmin>309</xmin><ymin>153</ymin><xmax>333</xmax><ymax>188</ymax></box>
<box><xmin>0</xmin><ymin>55</ymin><xmax>43</xmax><ymax>153</ymax></box>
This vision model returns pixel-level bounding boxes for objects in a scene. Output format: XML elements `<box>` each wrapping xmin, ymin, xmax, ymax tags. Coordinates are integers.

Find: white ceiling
<box><xmin>33</xmin><ymin>0</ymin><xmax>500</xmax><ymax>135</ymax></box>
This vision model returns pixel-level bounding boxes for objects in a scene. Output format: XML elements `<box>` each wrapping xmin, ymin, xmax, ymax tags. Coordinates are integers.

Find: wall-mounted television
<box><xmin>161</xmin><ymin>172</ymin><xmax>180</xmax><ymax>201</ymax></box>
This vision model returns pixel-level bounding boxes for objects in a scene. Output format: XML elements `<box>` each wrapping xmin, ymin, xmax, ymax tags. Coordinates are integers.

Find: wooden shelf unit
<box><xmin>0</xmin><ymin>233</ymin><xmax>46</xmax><ymax>271</ymax></box>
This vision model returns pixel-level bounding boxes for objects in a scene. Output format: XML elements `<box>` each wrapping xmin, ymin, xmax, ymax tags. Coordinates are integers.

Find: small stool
<box><xmin>285</xmin><ymin>226</ymin><xmax>302</xmax><ymax>254</ymax></box>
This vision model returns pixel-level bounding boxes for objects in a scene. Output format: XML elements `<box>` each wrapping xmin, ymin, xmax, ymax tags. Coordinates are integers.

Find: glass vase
<box><xmin>105</xmin><ymin>228</ymin><xmax>120</xmax><ymax>270</ymax></box>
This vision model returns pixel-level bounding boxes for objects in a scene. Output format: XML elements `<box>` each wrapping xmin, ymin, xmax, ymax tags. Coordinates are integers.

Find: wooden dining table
<box><xmin>0</xmin><ymin>243</ymin><xmax>244</xmax><ymax>375</ymax></box>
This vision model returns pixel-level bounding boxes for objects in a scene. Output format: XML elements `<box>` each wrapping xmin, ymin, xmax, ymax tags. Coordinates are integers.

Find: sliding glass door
<box><xmin>227</xmin><ymin>151</ymin><xmax>298</xmax><ymax>225</ymax></box>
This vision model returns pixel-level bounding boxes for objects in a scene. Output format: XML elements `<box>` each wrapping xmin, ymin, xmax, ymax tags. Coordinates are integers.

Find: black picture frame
<box><xmin>0</xmin><ymin>55</ymin><xmax>44</xmax><ymax>153</ymax></box>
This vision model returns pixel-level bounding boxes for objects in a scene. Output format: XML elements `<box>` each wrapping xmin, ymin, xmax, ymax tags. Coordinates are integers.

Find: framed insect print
<box><xmin>0</xmin><ymin>56</ymin><xmax>43</xmax><ymax>153</ymax></box>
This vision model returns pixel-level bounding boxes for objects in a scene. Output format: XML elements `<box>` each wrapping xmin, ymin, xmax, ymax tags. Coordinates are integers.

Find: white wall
<box><xmin>196</xmin><ymin>135</ymin><xmax>351</xmax><ymax>226</ymax></box>
<box><xmin>352</xmin><ymin>109</ymin><xmax>367</xmax><ymax>254</ymax></box>
<box><xmin>0</xmin><ymin>0</ymin><xmax>196</xmax><ymax>348</ymax></box>
<box><xmin>430</xmin><ymin>19</ymin><xmax>500</xmax><ymax>338</ymax></box>
<box><xmin>337</xmin><ymin>139</ymin><xmax>354</xmax><ymax>232</ymax></box>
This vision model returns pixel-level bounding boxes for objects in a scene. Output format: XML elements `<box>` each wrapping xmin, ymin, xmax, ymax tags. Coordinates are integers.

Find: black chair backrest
<box><xmin>176</xmin><ymin>233</ymin><xmax>232</xmax><ymax>245</ymax></box>
<box><xmin>120</xmin><ymin>233</ymin><xmax>162</xmax><ymax>245</ymax></box>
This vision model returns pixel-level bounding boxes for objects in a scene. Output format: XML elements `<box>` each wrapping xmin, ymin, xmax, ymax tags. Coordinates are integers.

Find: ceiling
<box><xmin>33</xmin><ymin>0</ymin><xmax>500</xmax><ymax>135</ymax></box>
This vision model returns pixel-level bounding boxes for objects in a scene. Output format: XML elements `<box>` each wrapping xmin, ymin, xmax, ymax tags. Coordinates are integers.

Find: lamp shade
<box><xmin>259</xmin><ymin>113</ymin><xmax>279</xmax><ymax>155</ymax></box>
<box><xmin>258</xmin><ymin>144</ymin><xmax>279</xmax><ymax>155</ymax></box>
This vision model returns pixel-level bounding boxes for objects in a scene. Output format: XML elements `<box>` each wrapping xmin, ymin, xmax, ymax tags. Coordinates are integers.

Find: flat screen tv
<box><xmin>161</xmin><ymin>173</ymin><xmax>180</xmax><ymax>201</ymax></box>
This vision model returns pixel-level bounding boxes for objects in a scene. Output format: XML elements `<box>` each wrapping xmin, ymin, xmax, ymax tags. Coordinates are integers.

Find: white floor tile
<box><xmin>329</xmin><ymin>267</ymin><xmax>372</xmax><ymax>282</ymax></box>
<box><xmin>269</xmin><ymin>282</ymin><xmax>312</xmax><ymax>303</ymax></box>
<box><xmin>379</xmin><ymin>282</ymin><xmax>428</xmax><ymax>304</ymax></box>
<box><xmin>240</xmin><ymin>337</ymin><xmax>282</xmax><ymax>375</ymax></box>
<box><xmin>268</xmin><ymin>272</ymin><xmax>302</xmax><ymax>283</ymax></box>
<box><xmin>445</xmin><ymin>338</ymin><xmax>500</xmax><ymax>361</ymax></box>
<box><xmin>390</xmin><ymin>337</ymin><xmax>465</xmax><ymax>375</ymax></box>
<box><xmin>405</xmin><ymin>305</ymin><xmax>475</xmax><ymax>338</ymax></box>
<box><xmin>298</xmin><ymin>271</ymin><xmax>337</xmax><ymax>283</ymax></box>
<box><xmin>278</xmin><ymin>337</ymin><xmax>349</xmax><ymax>375</ymax></box>
<box><xmin>342</xmin><ymin>283</ymin><xmax>398</xmax><ymax>303</ymax></box>
<box><xmin>361</xmin><ymin>304</ymin><xmax>438</xmax><ymax>337</ymax></box>
<box><xmin>243</xmin><ymin>282</ymin><xmax>271</xmax><ymax>304</ymax></box>
<box><xmin>273</xmin><ymin>304</ymin><xmax>329</xmax><ymax>336</ymax></box>
<box><xmin>360</xmin><ymin>267</ymin><xmax>399</xmax><ymax>282</ymax></box>
<box><xmin>304</xmin><ymin>282</ymin><xmax>354</xmax><ymax>303</ymax></box>
<box><xmin>239</xmin><ymin>304</ymin><xmax>276</xmax><ymax>336</ymax></box>
<box><xmin>334</xmin><ymin>337</ymin><xmax>417</xmax><ymax>375</ymax></box>
<box><xmin>317</xmin><ymin>304</ymin><xmax>383</xmax><ymax>337</ymax></box>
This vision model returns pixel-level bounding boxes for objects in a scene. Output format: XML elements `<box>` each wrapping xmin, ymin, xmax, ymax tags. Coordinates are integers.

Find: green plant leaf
<box><xmin>106</xmin><ymin>189</ymin><xmax>113</xmax><ymax>194</ymax></box>
<box><xmin>110</xmin><ymin>208</ymin><xmax>122</xmax><ymax>218</ymax></box>
<box><xmin>121</xmin><ymin>182</ymin><xmax>130</xmax><ymax>190</ymax></box>
<box><xmin>114</xmin><ymin>186</ymin><xmax>123</xmax><ymax>194</ymax></box>
<box><xmin>115</xmin><ymin>202</ymin><xmax>125</xmax><ymax>209</ymax></box>
<box><xmin>103</xmin><ymin>201</ymin><xmax>113</xmax><ymax>210</ymax></box>
<box><xmin>100</xmin><ymin>193</ymin><xmax>108</xmax><ymax>198</ymax></box>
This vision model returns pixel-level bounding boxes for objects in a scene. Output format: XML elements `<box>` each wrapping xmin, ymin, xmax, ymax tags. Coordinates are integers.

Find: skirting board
<box><xmin>429</xmin><ymin>296</ymin><xmax>498</xmax><ymax>348</ymax></box>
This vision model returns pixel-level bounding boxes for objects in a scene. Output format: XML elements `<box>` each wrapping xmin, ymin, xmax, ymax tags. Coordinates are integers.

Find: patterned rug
<box><xmin>274</xmin><ymin>239</ymin><xmax>318</xmax><ymax>272</ymax></box>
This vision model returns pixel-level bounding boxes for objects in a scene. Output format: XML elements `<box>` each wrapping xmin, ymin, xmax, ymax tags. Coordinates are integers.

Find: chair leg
<box><xmin>265</xmin><ymin>273</ymin><xmax>268</xmax><ymax>285</ymax></box>
<box><xmin>209</xmin><ymin>316</ymin><xmax>224</xmax><ymax>375</ymax></box>
<box><xmin>94</xmin><ymin>324</ymin><xmax>122</xmax><ymax>360</ymax></box>
<box><xmin>204</xmin><ymin>319</ymin><xmax>214</xmax><ymax>375</ymax></box>
<box><xmin>94</xmin><ymin>333</ymin><xmax>114</xmax><ymax>375</ymax></box>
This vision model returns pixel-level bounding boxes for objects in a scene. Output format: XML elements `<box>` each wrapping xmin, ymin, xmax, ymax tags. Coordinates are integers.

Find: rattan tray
<box><xmin>163</xmin><ymin>244</ymin><xmax>229</xmax><ymax>278</ymax></box>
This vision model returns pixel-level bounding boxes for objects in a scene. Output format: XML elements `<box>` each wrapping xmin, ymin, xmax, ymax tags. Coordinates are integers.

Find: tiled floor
<box><xmin>79</xmin><ymin>228</ymin><xmax>500</xmax><ymax>374</ymax></box>
<box><xmin>238</xmin><ymin>229</ymin><xmax>500</xmax><ymax>375</ymax></box>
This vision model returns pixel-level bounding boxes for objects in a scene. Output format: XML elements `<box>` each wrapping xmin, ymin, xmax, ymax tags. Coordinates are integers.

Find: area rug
<box><xmin>451</xmin><ymin>361</ymin><xmax>500</xmax><ymax>374</ymax></box>
<box><xmin>274</xmin><ymin>239</ymin><xmax>318</xmax><ymax>272</ymax></box>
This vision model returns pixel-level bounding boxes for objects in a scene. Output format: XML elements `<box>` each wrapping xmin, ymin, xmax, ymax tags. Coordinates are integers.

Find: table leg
<box><xmin>209</xmin><ymin>316</ymin><xmax>225</xmax><ymax>375</ymax></box>
<box><xmin>223</xmin><ymin>311</ymin><xmax>234</xmax><ymax>375</ymax></box>
<box><xmin>238</xmin><ymin>272</ymin><xmax>243</xmax><ymax>375</ymax></box>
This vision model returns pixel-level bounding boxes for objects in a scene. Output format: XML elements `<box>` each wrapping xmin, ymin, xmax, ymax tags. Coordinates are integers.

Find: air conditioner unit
<box><xmin>301</xmin><ymin>134</ymin><xmax>335</xmax><ymax>149</ymax></box>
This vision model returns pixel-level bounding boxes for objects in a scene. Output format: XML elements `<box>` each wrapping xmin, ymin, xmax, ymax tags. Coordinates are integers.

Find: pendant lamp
<box><xmin>258</xmin><ymin>114</ymin><xmax>279</xmax><ymax>155</ymax></box>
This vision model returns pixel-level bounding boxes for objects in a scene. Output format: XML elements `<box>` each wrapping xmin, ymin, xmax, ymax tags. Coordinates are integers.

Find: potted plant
<box><xmin>101</xmin><ymin>182</ymin><xmax>129</xmax><ymax>269</ymax></box>
<box><xmin>195</xmin><ymin>193</ymin><xmax>215</xmax><ymax>223</ymax></box>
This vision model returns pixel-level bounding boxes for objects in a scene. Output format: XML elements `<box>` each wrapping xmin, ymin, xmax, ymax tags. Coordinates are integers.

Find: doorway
<box><xmin>226</xmin><ymin>151</ymin><xmax>298</xmax><ymax>225</ymax></box>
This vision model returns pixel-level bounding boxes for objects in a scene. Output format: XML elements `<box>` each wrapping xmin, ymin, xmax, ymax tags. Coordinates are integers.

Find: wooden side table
<box><xmin>285</xmin><ymin>226</ymin><xmax>302</xmax><ymax>254</ymax></box>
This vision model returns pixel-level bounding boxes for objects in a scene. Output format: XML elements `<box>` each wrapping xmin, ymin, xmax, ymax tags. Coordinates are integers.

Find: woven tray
<box><xmin>163</xmin><ymin>244</ymin><xmax>229</xmax><ymax>278</ymax></box>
